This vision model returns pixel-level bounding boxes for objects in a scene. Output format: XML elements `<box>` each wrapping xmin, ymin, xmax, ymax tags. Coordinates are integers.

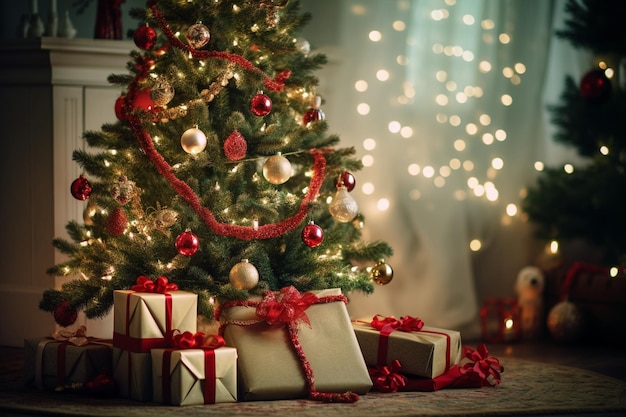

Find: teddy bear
<box><xmin>515</xmin><ymin>266</ymin><xmax>545</xmax><ymax>340</ymax></box>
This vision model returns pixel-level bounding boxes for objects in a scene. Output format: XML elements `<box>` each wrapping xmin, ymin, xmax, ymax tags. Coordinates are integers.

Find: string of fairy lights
<box><xmin>343</xmin><ymin>0</ymin><xmax>616</xmax><ymax>265</ymax></box>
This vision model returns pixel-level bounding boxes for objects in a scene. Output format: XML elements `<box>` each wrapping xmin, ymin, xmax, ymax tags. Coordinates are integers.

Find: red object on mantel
<box><xmin>480</xmin><ymin>297</ymin><xmax>521</xmax><ymax>343</ymax></box>
<box><xmin>95</xmin><ymin>0</ymin><xmax>126</xmax><ymax>40</ymax></box>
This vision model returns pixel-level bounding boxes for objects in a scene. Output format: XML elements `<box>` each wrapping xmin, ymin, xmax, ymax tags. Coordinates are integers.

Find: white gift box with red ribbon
<box><xmin>111</xmin><ymin>277</ymin><xmax>197</xmax><ymax>401</ymax></box>
<box><xmin>352</xmin><ymin>315</ymin><xmax>462</xmax><ymax>379</ymax></box>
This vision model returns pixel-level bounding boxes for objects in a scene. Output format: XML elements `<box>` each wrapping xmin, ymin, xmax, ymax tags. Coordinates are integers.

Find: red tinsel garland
<box><xmin>148</xmin><ymin>0</ymin><xmax>290</xmax><ymax>92</ymax></box>
<box><xmin>121</xmin><ymin>3</ymin><xmax>325</xmax><ymax>240</ymax></box>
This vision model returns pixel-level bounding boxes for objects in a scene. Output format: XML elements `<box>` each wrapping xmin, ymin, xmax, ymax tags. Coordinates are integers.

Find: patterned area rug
<box><xmin>1</xmin><ymin>347</ymin><xmax>625</xmax><ymax>417</ymax></box>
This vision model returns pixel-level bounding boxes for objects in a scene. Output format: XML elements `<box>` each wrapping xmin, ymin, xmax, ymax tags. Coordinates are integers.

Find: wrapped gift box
<box><xmin>24</xmin><ymin>337</ymin><xmax>112</xmax><ymax>390</ymax></box>
<box><xmin>352</xmin><ymin>318</ymin><xmax>462</xmax><ymax>379</ymax></box>
<box><xmin>219</xmin><ymin>288</ymin><xmax>372</xmax><ymax>401</ymax></box>
<box><xmin>152</xmin><ymin>347</ymin><xmax>237</xmax><ymax>405</ymax></box>
<box><xmin>112</xmin><ymin>289</ymin><xmax>197</xmax><ymax>401</ymax></box>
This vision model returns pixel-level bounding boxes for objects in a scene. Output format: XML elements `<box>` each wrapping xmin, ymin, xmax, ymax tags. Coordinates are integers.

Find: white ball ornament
<box><xmin>229</xmin><ymin>259</ymin><xmax>260</xmax><ymax>290</ymax></box>
<box><xmin>547</xmin><ymin>300</ymin><xmax>586</xmax><ymax>342</ymax></box>
<box><xmin>262</xmin><ymin>154</ymin><xmax>292</xmax><ymax>184</ymax></box>
<box><xmin>329</xmin><ymin>186</ymin><xmax>359</xmax><ymax>222</ymax></box>
<box><xmin>181</xmin><ymin>127</ymin><xmax>207</xmax><ymax>154</ymax></box>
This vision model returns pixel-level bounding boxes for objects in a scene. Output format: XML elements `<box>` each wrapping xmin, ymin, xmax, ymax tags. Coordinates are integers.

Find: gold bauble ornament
<box><xmin>262</xmin><ymin>154</ymin><xmax>292</xmax><ymax>184</ymax></box>
<box><xmin>546</xmin><ymin>300</ymin><xmax>586</xmax><ymax>342</ymax></box>
<box><xmin>151</xmin><ymin>77</ymin><xmax>175</xmax><ymax>106</ymax></box>
<box><xmin>229</xmin><ymin>259</ymin><xmax>259</xmax><ymax>290</ymax></box>
<box><xmin>370</xmin><ymin>259</ymin><xmax>394</xmax><ymax>285</ymax></box>
<box><xmin>329</xmin><ymin>186</ymin><xmax>359</xmax><ymax>222</ymax></box>
<box><xmin>181</xmin><ymin>127</ymin><xmax>207</xmax><ymax>154</ymax></box>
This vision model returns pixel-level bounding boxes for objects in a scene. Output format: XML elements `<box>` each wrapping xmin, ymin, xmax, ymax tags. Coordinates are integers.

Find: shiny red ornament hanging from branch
<box><xmin>303</xmin><ymin>95</ymin><xmax>325</xmax><ymax>126</ymax></box>
<box><xmin>337</xmin><ymin>171</ymin><xmax>356</xmax><ymax>192</ymax></box>
<box><xmin>134</xmin><ymin>24</ymin><xmax>157</xmax><ymax>50</ymax></box>
<box><xmin>70</xmin><ymin>175</ymin><xmax>92</xmax><ymax>200</ymax></box>
<box><xmin>579</xmin><ymin>69</ymin><xmax>611</xmax><ymax>101</ymax></box>
<box><xmin>114</xmin><ymin>95</ymin><xmax>127</xmax><ymax>121</ymax></box>
<box><xmin>175</xmin><ymin>230</ymin><xmax>200</xmax><ymax>256</ymax></box>
<box><xmin>302</xmin><ymin>221</ymin><xmax>324</xmax><ymax>248</ymax></box>
<box><xmin>250</xmin><ymin>92</ymin><xmax>272</xmax><ymax>116</ymax></box>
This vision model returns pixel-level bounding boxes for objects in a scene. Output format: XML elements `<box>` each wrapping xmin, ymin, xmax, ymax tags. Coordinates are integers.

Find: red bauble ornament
<box><xmin>337</xmin><ymin>171</ymin><xmax>356</xmax><ymax>192</ymax></box>
<box><xmin>53</xmin><ymin>301</ymin><xmax>78</xmax><ymax>327</ymax></box>
<box><xmin>303</xmin><ymin>95</ymin><xmax>325</xmax><ymax>126</ymax></box>
<box><xmin>133</xmin><ymin>89</ymin><xmax>156</xmax><ymax>112</ymax></box>
<box><xmin>134</xmin><ymin>24</ymin><xmax>157</xmax><ymax>50</ymax></box>
<box><xmin>106</xmin><ymin>208</ymin><xmax>127</xmax><ymax>236</ymax></box>
<box><xmin>303</xmin><ymin>108</ymin><xmax>325</xmax><ymax>126</ymax></box>
<box><xmin>224</xmin><ymin>130</ymin><xmax>248</xmax><ymax>161</ymax></box>
<box><xmin>70</xmin><ymin>175</ymin><xmax>92</xmax><ymax>200</ymax></box>
<box><xmin>175</xmin><ymin>230</ymin><xmax>200</xmax><ymax>256</ymax></box>
<box><xmin>250</xmin><ymin>93</ymin><xmax>272</xmax><ymax>116</ymax></box>
<box><xmin>302</xmin><ymin>221</ymin><xmax>324</xmax><ymax>248</ymax></box>
<box><xmin>114</xmin><ymin>95</ymin><xmax>127</xmax><ymax>121</ymax></box>
<box><xmin>580</xmin><ymin>69</ymin><xmax>611</xmax><ymax>101</ymax></box>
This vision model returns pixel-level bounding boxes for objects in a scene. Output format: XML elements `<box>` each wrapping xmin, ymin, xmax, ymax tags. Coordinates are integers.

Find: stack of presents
<box><xmin>25</xmin><ymin>278</ymin><xmax>502</xmax><ymax>405</ymax></box>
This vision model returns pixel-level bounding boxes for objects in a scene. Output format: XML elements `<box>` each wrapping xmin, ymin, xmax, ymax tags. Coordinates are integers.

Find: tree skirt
<box><xmin>1</xmin><ymin>353</ymin><xmax>625</xmax><ymax>417</ymax></box>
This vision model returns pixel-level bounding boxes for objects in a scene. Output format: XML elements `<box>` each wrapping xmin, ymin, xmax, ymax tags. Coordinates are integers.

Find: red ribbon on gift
<box><xmin>114</xmin><ymin>276</ymin><xmax>180</xmax><ymax>352</ymax></box>
<box><xmin>255</xmin><ymin>286</ymin><xmax>319</xmax><ymax>326</ymax></box>
<box><xmin>131</xmin><ymin>275</ymin><xmax>179</xmax><ymax>293</ymax></box>
<box><xmin>113</xmin><ymin>276</ymin><xmax>179</xmax><ymax>399</ymax></box>
<box><xmin>369</xmin><ymin>343</ymin><xmax>503</xmax><ymax>392</ymax></box>
<box><xmin>217</xmin><ymin>286</ymin><xmax>358</xmax><ymax>403</ymax></box>
<box><xmin>368</xmin><ymin>359</ymin><xmax>406</xmax><ymax>393</ymax></box>
<box><xmin>162</xmin><ymin>331</ymin><xmax>226</xmax><ymax>405</ymax></box>
<box><xmin>458</xmin><ymin>343</ymin><xmax>503</xmax><ymax>386</ymax></box>
<box><xmin>368</xmin><ymin>314</ymin><xmax>453</xmax><ymax>373</ymax></box>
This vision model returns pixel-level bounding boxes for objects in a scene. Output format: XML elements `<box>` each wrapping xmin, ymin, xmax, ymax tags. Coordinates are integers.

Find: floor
<box><xmin>485</xmin><ymin>339</ymin><xmax>626</xmax><ymax>382</ymax></box>
<box><xmin>1</xmin><ymin>339</ymin><xmax>625</xmax><ymax>416</ymax></box>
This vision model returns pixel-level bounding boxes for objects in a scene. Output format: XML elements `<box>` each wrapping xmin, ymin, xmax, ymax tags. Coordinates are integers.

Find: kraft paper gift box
<box><xmin>218</xmin><ymin>287</ymin><xmax>372</xmax><ymax>401</ymax></box>
<box><xmin>152</xmin><ymin>347</ymin><xmax>237</xmax><ymax>405</ymax></box>
<box><xmin>24</xmin><ymin>337</ymin><xmax>112</xmax><ymax>390</ymax></box>
<box><xmin>112</xmin><ymin>288</ymin><xmax>197</xmax><ymax>401</ymax></box>
<box><xmin>352</xmin><ymin>317</ymin><xmax>462</xmax><ymax>379</ymax></box>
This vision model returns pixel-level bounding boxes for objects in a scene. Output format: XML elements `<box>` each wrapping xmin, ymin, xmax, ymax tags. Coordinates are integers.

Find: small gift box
<box><xmin>112</xmin><ymin>276</ymin><xmax>197</xmax><ymax>401</ymax></box>
<box><xmin>352</xmin><ymin>315</ymin><xmax>462</xmax><ymax>379</ymax></box>
<box><xmin>24</xmin><ymin>327</ymin><xmax>112</xmax><ymax>390</ymax></box>
<box><xmin>368</xmin><ymin>344</ymin><xmax>503</xmax><ymax>393</ymax></box>
<box><xmin>217</xmin><ymin>287</ymin><xmax>372</xmax><ymax>402</ymax></box>
<box><xmin>152</xmin><ymin>331</ymin><xmax>237</xmax><ymax>405</ymax></box>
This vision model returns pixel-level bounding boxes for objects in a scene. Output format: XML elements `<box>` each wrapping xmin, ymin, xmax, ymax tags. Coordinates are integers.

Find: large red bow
<box><xmin>166</xmin><ymin>329</ymin><xmax>226</xmax><ymax>350</ymax></box>
<box><xmin>369</xmin><ymin>359</ymin><xmax>407</xmax><ymax>393</ymax></box>
<box><xmin>255</xmin><ymin>286</ymin><xmax>319</xmax><ymax>326</ymax></box>
<box><xmin>459</xmin><ymin>343</ymin><xmax>503</xmax><ymax>386</ymax></box>
<box><xmin>371</xmin><ymin>314</ymin><xmax>424</xmax><ymax>333</ymax></box>
<box><xmin>131</xmin><ymin>275</ymin><xmax>178</xmax><ymax>293</ymax></box>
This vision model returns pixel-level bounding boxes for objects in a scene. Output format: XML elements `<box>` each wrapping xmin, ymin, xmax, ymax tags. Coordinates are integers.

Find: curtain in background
<box><xmin>307</xmin><ymin>0</ymin><xmax>583</xmax><ymax>338</ymax></box>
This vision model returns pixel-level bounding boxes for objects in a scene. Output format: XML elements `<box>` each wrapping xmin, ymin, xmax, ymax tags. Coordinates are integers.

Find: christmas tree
<box><xmin>39</xmin><ymin>0</ymin><xmax>393</xmax><ymax>325</ymax></box>
<box><xmin>522</xmin><ymin>0</ymin><xmax>626</xmax><ymax>266</ymax></box>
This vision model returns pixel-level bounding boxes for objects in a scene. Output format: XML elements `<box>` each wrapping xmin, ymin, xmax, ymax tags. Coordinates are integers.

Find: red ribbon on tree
<box><xmin>217</xmin><ymin>286</ymin><xmax>358</xmax><ymax>403</ymax></box>
<box><xmin>131</xmin><ymin>275</ymin><xmax>179</xmax><ymax>293</ymax></box>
